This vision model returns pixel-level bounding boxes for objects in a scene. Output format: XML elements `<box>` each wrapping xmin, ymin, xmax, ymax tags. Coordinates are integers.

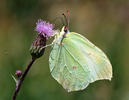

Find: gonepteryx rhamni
<box><xmin>49</xmin><ymin>14</ymin><xmax>112</xmax><ymax>92</ymax></box>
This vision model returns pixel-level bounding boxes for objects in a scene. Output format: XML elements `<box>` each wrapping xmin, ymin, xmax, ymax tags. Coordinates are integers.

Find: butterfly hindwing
<box><xmin>49</xmin><ymin>41</ymin><xmax>91</xmax><ymax>92</ymax></box>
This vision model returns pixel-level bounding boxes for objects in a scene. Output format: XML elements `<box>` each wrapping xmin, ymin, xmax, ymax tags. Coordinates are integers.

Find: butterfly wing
<box><xmin>49</xmin><ymin>32</ymin><xmax>112</xmax><ymax>92</ymax></box>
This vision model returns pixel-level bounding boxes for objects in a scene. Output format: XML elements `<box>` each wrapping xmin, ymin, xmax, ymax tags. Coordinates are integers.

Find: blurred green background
<box><xmin>0</xmin><ymin>0</ymin><xmax>129</xmax><ymax>100</ymax></box>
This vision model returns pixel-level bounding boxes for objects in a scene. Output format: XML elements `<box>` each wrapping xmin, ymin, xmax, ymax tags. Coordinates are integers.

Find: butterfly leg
<box><xmin>40</xmin><ymin>43</ymin><xmax>54</xmax><ymax>49</ymax></box>
<box><xmin>59</xmin><ymin>33</ymin><xmax>67</xmax><ymax>46</ymax></box>
<box><xmin>60</xmin><ymin>42</ymin><xmax>63</xmax><ymax>46</ymax></box>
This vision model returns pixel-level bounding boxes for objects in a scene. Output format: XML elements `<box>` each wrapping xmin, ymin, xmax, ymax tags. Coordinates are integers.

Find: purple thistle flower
<box><xmin>36</xmin><ymin>19</ymin><xmax>54</xmax><ymax>38</ymax></box>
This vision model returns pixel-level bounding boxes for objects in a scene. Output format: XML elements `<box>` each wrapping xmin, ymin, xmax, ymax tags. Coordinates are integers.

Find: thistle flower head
<box><xmin>30</xmin><ymin>19</ymin><xmax>54</xmax><ymax>59</ymax></box>
<box><xmin>36</xmin><ymin>19</ymin><xmax>54</xmax><ymax>38</ymax></box>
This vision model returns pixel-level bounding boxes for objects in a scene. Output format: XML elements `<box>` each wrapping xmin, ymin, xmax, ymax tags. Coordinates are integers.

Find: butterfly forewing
<box><xmin>63</xmin><ymin>32</ymin><xmax>112</xmax><ymax>81</ymax></box>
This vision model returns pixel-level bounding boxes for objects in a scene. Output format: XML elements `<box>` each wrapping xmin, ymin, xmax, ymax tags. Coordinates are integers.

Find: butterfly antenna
<box><xmin>62</xmin><ymin>10</ymin><xmax>70</xmax><ymax>33</ymax></box>
<box><xmin>67</xmin><ymin>10</ymin><xmax>70</xmax><ymax>28</ymax></box>
<box><xmin>62</xmin><ymin>13</ymin><xmax>68</xmax><ymax>26</ymax></box>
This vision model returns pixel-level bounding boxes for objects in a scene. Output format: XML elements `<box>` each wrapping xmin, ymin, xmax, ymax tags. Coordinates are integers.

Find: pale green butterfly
<box><xmin>49</xmin><ymin>12</ymin><xmax>112</xmax><ymax>92</ymax></box>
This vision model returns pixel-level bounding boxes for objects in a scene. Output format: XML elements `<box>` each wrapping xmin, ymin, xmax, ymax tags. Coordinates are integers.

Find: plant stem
<box><xmin>12</xmin><ymin>58</ymin><xmax>36</xmax><ymax>100</ymax></box>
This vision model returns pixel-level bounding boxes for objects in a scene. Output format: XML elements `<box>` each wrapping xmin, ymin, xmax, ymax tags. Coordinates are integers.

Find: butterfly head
<box><xmin>61</xmin><ymin>26</ymin><xmax>69</xmax><ymax>34</ymax></box>
<box><xmin>53</xmin><ymin>10</ymin><xmax>70</xmax><ymax>45</ymax></box>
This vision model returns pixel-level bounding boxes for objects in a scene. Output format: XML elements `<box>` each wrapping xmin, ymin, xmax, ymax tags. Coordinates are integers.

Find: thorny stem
<box><xmin>12</xmin><ymin>58</ymin><xmax>36</xmax><ymax>100</ymax></box>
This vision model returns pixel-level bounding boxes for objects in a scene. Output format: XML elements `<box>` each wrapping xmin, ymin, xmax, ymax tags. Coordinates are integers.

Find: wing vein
<box><xmin>63</xmin><ymin>49</ymin><xmax>72</xmax><ymax>74</ymax></box>
<box><xmin>63</xmin><ymin>45</ymin><xmax>90</xmax><ymax>74</ymax></box>
<box><xmin>51</xmin><ymin>44</ymin><xmax>62</xmax><ymax>73</ymax></box>
<box><xmin>63</xmin><ymin>48</ymin><xmax>88</xmax><ymax>89</ymax></box>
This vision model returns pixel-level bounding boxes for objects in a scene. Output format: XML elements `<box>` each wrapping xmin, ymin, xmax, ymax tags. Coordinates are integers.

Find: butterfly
<box><xmin>49</xmin><ymin>12</ymin><xmax>112</xmax><ymax>92</ymax></box>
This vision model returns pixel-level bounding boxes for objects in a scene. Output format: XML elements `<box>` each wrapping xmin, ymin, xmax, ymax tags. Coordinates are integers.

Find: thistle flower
<box><xmin>12</xmin><ymin>19</ymin><xmax>55</xmax><ymax>100</ymax></box>
<box><xmin>30</xmin><ymin>19</ymin><xmax>55</xmax><ymax>59</ymax></box>
<box><xmin>36</xmin><ymin>19</ymin><xmax>54</xmax><ymax>38</ymax></box>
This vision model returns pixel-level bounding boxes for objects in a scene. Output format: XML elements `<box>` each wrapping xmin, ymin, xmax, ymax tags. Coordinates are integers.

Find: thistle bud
<box><xmin>30</xmin><ymin>34</ymin><xmax>46</xmax><ymax>59</ymax></box>
<box><xmin>30</xmin><ymin>19</ymin><xmax>55</xmax><ymax>59</ymax></box>
<box><xmin>15</xmin><ymin>70</ymin><xmax>22</xmax><ymax>78</ymax></box>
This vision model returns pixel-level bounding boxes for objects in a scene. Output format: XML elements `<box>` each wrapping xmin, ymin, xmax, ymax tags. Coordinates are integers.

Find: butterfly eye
<box><xmin>64</xmin><ymin>26</ymin><xmax>68</xmax><ymax>33</ymax></box>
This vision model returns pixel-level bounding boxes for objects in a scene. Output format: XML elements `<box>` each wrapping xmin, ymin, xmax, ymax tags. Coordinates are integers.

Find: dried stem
<box><xmin>12</xmin><ymin>58</ymin><xmax>36</xmax><ymax>100</ymax></box>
